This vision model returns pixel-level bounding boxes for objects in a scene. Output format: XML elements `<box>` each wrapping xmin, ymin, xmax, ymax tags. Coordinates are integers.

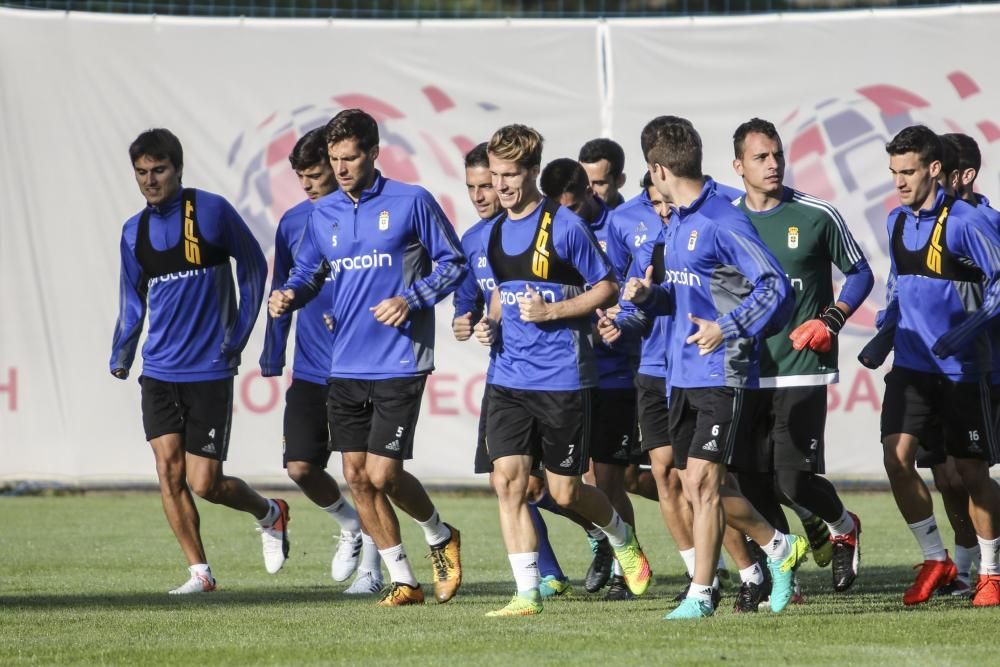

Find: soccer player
<box><xmin>452</xmin><ymin>143</ymin><xmax>572</xmax><ymax>599</ymax></box>
<box><xmin>110</xmin><ymin>128</ymin><xmax>287</xmax><ymax>594</ymax></box>
<box><xmin>623</xmin><ymin>116</ymin><xmax>807</xmax><ymax>620</ymax></box>
<box><xmin>729</xmin><ymin>118</ymin><xmax>872</xmax><ymax>593</ymax></box>
<box><xmin>872</xmin><ymin>125</ymin><xmax>1000</xmax><ymax>607</ymax></box>
<box><xmin>474</xmin><ymin>124</ymin><xmax>651</xmax><ymax>617</ymax></box>
<box><xmin>579</xmin><ymin>138</ymin><xmax>627</xmax><ymax>209</ymax></box>
<box><xmin>260</xmin><ymin>128</ymin><xmax>381</xmax><ymax>593</ymax></box>
<box><xmin>540</xmin><ymin>158</ymin><xmax>642</xmax><ymax>600</ymax></box>
<box><xmin>268</xmin><ymin>109</ymin><xmax>466</xmax><ymax>607</ymax></box>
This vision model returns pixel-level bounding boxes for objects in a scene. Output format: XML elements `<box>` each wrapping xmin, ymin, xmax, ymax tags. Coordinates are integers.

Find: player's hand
<box><xmin>268</xmin><ymin>289</ymin><xmax>295</xmax><ymax>318</ymax></box>
<box><xmin>686</xmin><ymin>313</ymin><xmax>723</xmax><ymax>356</ymax></box>
<box><xmin>518</xmin><ymin>284</ymin><xmax>551</xmax><ymax>323</ymax></box>
<box><xmin>622</xmin><ymin>265</ymin><xmax>654</xmax><ymax>304</ymax></box>
<box><xmin>474</xmin><ymin>316</ymin><xmax>497</xmax><ymax>347</ymax></box>
<box><xmin>452</xmin><ymin>312</ymin><xmax>474</xmax><ymax>341</ymax></box>
<box><xmin>596</xmin><ymin>308</ymin><xmax>621</xmax><ymax>344</ymax></box>
<box><xmin>605</xmin><ymin>304</ymin><xmax>622</xmax><ymax>320</ymax></box>
<box><xmin>111</xmin><ymin>368</ymin><xmax>128</xmax><ymax>380</ymax></box>
<box><xmin>370</xmin><ymin>296</ymin><xmax>410</xmax><ymax>327</ymax></box>
<box><xmin>789</xmin><ymin>319</ymin><xmax>832</xmax><ymax>353</ymax></box>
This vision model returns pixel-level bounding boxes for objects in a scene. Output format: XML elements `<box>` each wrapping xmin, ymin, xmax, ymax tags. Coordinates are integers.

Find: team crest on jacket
<box><xmin>787</xmin><ymin>226</ymin><xmax>799</xmax><ymax>249</ymax></box>
<box><xmin>687</xmin><ymin>230</ymin><xmax>698</xmax><ymax>251</ymax></box>
<box><xmin>379</xmin><ymin>210</ymin><xmax>390</xmax><ymax>231</ymax></box>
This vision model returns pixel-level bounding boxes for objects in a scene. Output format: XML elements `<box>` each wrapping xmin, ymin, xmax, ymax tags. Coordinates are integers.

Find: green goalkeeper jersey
<box><xmin>737</xmin><ymin>187</ymin><xmax>865</xmax><ymax>387</ymax></box>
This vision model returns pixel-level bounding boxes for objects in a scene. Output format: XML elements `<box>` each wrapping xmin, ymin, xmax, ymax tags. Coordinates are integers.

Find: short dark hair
<box><xmin>944</xmin><ymin>132</ymin><xmax>982</xmax><ymax>174</ymax></box>
<box><xmin>640</xmin><ymin>116</ymin><xmax>702</xmax><ymax>180</ymax></box>
<box><xmin>129</xmin><ymin>128</ymin><xmax>183</xmax><ymax>171</ymax></box>
<box><xmin>640</xmin><ymin>171</ymin><xmax>653</xmax><ymax>189</ymax></box>
<box><xmin>733</xmin><ymin>118</ymin><xmax>780</xmax><ymax>159</ymax></box>
<box><xmin>325</xmin><ymin>108</ymin><xmax>379</xmax><ymax>152</ymax></box>
<box><xmin>288</xmin><ymin>127</ymin><xmax>329</xmax><ymax>171</ymax></box>
<box><xmin>540</xmin><ymin>158</ymin><xmax>590</xmax><ymax>200</ymax></box>
<box><xmin>938</xmin><ymin>134</ymin><xmax>959</xmax><ymax>177</ymax></box>
<box><xmin>464</xmin><ymin>142</ymin><xmax>490</xmax><ymax>169</ymax></box>
<box><xmin>578</xmin><ymin>138</ymin><xmax>625</xmax><ymax>177</ymax></box>
<box><xmin>885</xmin><ymin>125</ymin><xmax>941</xmax><ymax>166</ymax></box>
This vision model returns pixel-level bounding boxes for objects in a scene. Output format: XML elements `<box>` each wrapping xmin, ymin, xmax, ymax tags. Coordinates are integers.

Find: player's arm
<box><xmin>931</xmin><ymin>215</ymin><xmax>1000</xmax><ymax>358</ymax></box>
<box><xmin>604</xmin><ymin>215</ymin><xmax>632</xmax><ymax>283</ymax></box>
<box><xmin>274</xmin><ymin>216</ymin><xmax>329</xmax><ymax>317</ymax></box>
<box><xmin>713</xmin><ymin>225</ymin><xmax>794</xmax><ymax>342</ymax></box>
<box><xmin>791</xmin><ymin>212</ymin><xmax>875</xmax><ymax>352</ymax></box>
<box><xmin>452</xmin><ymin>235</ymin><xmax>485</xmax><ymax>342</ymax></box>
<box><xmin>260</xmin><ymin>221</ymin><xmax>295</xmax><ymax>377</ymax></box>
<box><xmin>858</xmin><ymin>258</ymin><xmax>899</xmax><ymax>369</ymax></box>
<box><xmin>400</xmin><ymin>196</ymin><xmax>469</xmax><ymax>311</ymax></box>
<box><xmin>109</xmin><ymin>234</ymin><xmax>148</xmax><ymax>379</ymax></box>
<box><xmin>598</xmin><ymin>245</ymin><xmax>657</xmax><ymax>345</ymax></box>
<box><xmin>474</xmin><ymin>288</ymin><xmax>502</xmax><ymax>347</ymax></box>
<box><xmin>214</xmin><ymin>198</ymin><xmax>267</xmax><ymax>360</ymax></box>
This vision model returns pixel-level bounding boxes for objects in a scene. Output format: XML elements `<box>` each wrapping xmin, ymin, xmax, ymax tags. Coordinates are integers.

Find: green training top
<box><xmin>738</xmin><ymin>187</ymin><xmax>865</xmax><ymax>387</ymax></box>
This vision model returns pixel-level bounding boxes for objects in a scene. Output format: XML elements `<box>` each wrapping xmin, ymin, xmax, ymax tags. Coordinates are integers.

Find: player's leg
<box><xmin>525</xmin><ymin>473</ymin><xmax>571</xmax><ymax>598</ymax></box>
<box><xmin>930</xmin><ymin>456</ymin><xmax>977</xmax><ymax>595</ymax></box>
<box><xmin>283</xmin><ymin>378</ymin><xmax>364</xmax><ymax>582</ymax></box>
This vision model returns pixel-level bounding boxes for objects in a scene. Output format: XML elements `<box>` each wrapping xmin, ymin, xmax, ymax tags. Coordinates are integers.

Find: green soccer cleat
<box><xmin>611</xmin><ymin>524</ymin><xmax>652</xmax><ymax>596</ymax></box>
<box><xmin>486</xmin><ymin>590</ymin><xmax>543</xmax><ymax>617</ymax></box>
<box><xmin>538</xmin><ymin>575</ymin><xmax>572</xmax><ymax>599</ymax></box>
<box><xmin>767</xmin><ymin>534</ymin><xmax>809</xmax><ymax>613</ymax></box>
<box><xmin>802</xmin><ymin>515</ymin><xmax>833</xmax><ymax>568</ymax></box>
<box><xmin>664</xmin><ymin>596</ymin><xmax>715</xmax><ymax>620</ymax></box>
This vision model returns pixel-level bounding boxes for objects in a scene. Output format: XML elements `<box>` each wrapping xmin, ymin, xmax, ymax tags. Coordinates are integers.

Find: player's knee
<box><xmin>882</xmin><ymin>446</ymin><xmax>910</xmax><ymax>477</ymax></box>
<box><xmin>188</xmin><ymin>476</ymin><xmax>220</xmax><ymax>502</ymax></box>
<box><xmin>548</xmin><ymin>482</ymin><xmax>579</xmax><ymax>508</ymax></box>
<box><xmin>366</xmin><ymin>465</ymin><xmax>398</xmax><ymax>493</ymax></box>
<box><xmin>774</xmin><ymin>470</ymin><xmax>806</xmax><ymax>505</ymax></box>
<box><xmin>286</xmin><ymin>461</ymin><xmax>314</xmax><ymax>486</ymax></box>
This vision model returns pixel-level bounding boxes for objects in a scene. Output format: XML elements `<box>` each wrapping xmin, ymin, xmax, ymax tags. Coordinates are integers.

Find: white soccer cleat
<box><xmin>169</xmin><ymin>572</ymin><xmax>216</xmax><ymax>595</ymax></box>
<box><xmin>257</xmin><ymin>498</ymin><xmax>291</xmax><ymax>574</ymax></box>
<box><xmin>343</xmin><ymin>570</ymin><xmax>383</xmax><ymax>595</ymax></box>
<box><xmin>331</xmin><ymin>530</ymin><xmax>363</xmax><ymax>582</ymax></box>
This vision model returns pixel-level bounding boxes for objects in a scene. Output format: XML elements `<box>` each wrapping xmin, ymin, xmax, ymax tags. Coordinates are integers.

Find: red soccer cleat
<box><xmin>903</xmin><ymin>554</ymin><xmax>957</xmax><ymax>605</ymax></box>
<box><xmin>971</xmin><ymin>574</ymin><xmax>1000</xmax><ymax>607</ymax></box>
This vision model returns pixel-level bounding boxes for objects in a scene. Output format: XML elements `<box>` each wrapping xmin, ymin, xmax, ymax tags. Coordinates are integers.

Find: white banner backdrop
<box><xmin>1</xmin><ymin>7</ymin><xmax>998</xmax><ymax>483</ymax></box>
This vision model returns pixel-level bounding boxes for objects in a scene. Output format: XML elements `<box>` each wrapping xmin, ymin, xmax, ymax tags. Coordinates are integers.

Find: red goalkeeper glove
<box><xmin>789</xmin><ymin>304</ymin><xmax>847</xmax><ymax>353</ymax></box>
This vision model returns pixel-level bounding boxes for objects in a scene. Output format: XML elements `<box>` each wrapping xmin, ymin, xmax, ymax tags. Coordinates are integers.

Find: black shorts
<box><xmin>474</xmin><ymin>390</ymin><xmax>492</xmax><ymax>474</ymax></box>
<box><xmin>140</xmin><ymin>376</ymin><xmax>233</xmax><ymax>461</ymax></box>
<box><xmin>283</xmin><ymin>379</ymin><xmax>332</xmax><ymax>468</ymax></box>
<box><xmin>326</xmin><ymin>376</ymin><xmax>427</xmax><ymax>461</ymax></box>
<box><xmin>485</xmin><ymin>385</ymin><xmax>591</xmax><ymax>477</ymax></box>
<box><xmin>635</xmin><ymin>373</ymin><xmax>671</xmax><ymax>453</ymax></box>
<box><xmin>590</xmin><ymin>388</ymin><xmax>638</xmax><ymax>466</ymax></box>
<box><xmin>746</xmin><ymin>386</ymin><xmax>828</xmax><ymax>474</ymax></box>
<box><xmin>881</xmin><ymin>367</ymin><xmax>999</xmax><ymax>463</ymax></box>
<box><xmin>668</xmin><ymin>386</ymin><xmax>762</xmax><ymax>470</ymax></box>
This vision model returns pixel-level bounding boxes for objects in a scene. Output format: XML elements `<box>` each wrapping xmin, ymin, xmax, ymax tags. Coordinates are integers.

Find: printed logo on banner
<box><xmin>226</xmin><ymin>89</ymin><xmax>501</xmax><ymax>255</ymax></box>
<box><xmin>780</xmin><ymin>73</ymin><xmax>1000</xmax><ymax>334</ymax></box>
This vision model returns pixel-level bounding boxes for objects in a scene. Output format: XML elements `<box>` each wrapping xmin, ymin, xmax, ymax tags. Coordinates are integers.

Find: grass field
<box><xmin>1</xmin><ymin>490</ymin><xmax>997</xmax><ymax>665</ymax></box>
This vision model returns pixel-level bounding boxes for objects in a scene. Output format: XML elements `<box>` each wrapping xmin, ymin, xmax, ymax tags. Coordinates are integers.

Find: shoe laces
<box><xmin>428</xmin><ymin>544</ymin><xmax>453</xmax><ymax>580</ymax></box>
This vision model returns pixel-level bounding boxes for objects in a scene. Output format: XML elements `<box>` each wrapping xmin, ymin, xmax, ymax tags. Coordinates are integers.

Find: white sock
<box><xmin>598</xmin><ymin>511</ymin><xmax>628</xmax><ymax>547</ymax></box>
<box><xmin>907</xmin><ymin>517</ymin><xmax>947</xmax><ymax>561</ymax></box>
<box><xmin>760</xmin><ymin>530</ymin><xmax>790</xmax><ymax>561</ymax></box>
<box><xmin>739</xmin><ymin>562</ymin><xmax>764</xmax><ymax>586</ymax></box>
<box><xmin>379</xmin><ymin>544</ymin><xmax>418</xmax><ymax>587</ymax></box>
<box><xmin>509</xmin><ymin>552</ymin><xmax>540</xmax><ymax>594</ymax></box>
<box><xmin>827</xmin><ymin>509</ymin><xmax>855</xmax><ymax>537</ymax></box>
<box><xmin>679</xmin><ymin>548</ymin><xmax>696</xmax><ymax>578</ymax></box>
<box><xmin>416</xmin><ymin>509</ymin><xmax>452</xmax><ymax>547</ymax></box>
<box><xmin>359</xmin><ymin>533</ymin><xmax>381</xmax><ymax>575</ymax></box>
<box><xmin>190</xmin><ymin>563</ymin><xmax>211</xmax><ymax>578</ymax></box>
<box><xmin>686</xmin><ymin>582</ymin><xmax>715</xmax><ymax>605</ymax></box>
<box><xmin>586</xmin><ymin>526</ymin><xmax>606</xmax><ymax>541</ymax></box>
<box><xmin>323</xmin><ymin>498</ymin><xmax>361</xmax><ymax>534</ymax></box>
<box><xmin>977</xmin><ymin>536</ymin><xmax>1000</xmax><ymax>575</ymax></box>
<box><xmin>257</xmin><ymin>499</ymin><xmax>279</xmax><ymax>526</ymax></box>
<box><xmin>612</xmin><ymin>559</ymin><xmax>624</xmax><ymax>577</ymax></box>
<box><xmin>953</xmin><ymin>544</ymin><xmax>978</xmax><ymax>582</ymax></box>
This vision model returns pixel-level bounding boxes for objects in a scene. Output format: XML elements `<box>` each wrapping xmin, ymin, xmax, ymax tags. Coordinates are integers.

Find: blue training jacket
<box><xmin>881</xmin><ymin>187</ymin><xmax>1000</xmax><ymax>382</ymax></box>
<box><xmin>260</xmin><ymin>197</ymin><xmax>336</xmax><ymax>384</ymax></box>
<box><xmin>110</xmin><ymin>189</ymin><xmax>267</xmax><ymax>382</ymax></box>
<box><xmin>283</xmin><ymin>171</ymin><xmax>467</xmax><ymax>380</ymax></box>
<box><xmin>638</xmin><ymin>179</ymin><xmax>794</xmax><ymax>389</ymax></box>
